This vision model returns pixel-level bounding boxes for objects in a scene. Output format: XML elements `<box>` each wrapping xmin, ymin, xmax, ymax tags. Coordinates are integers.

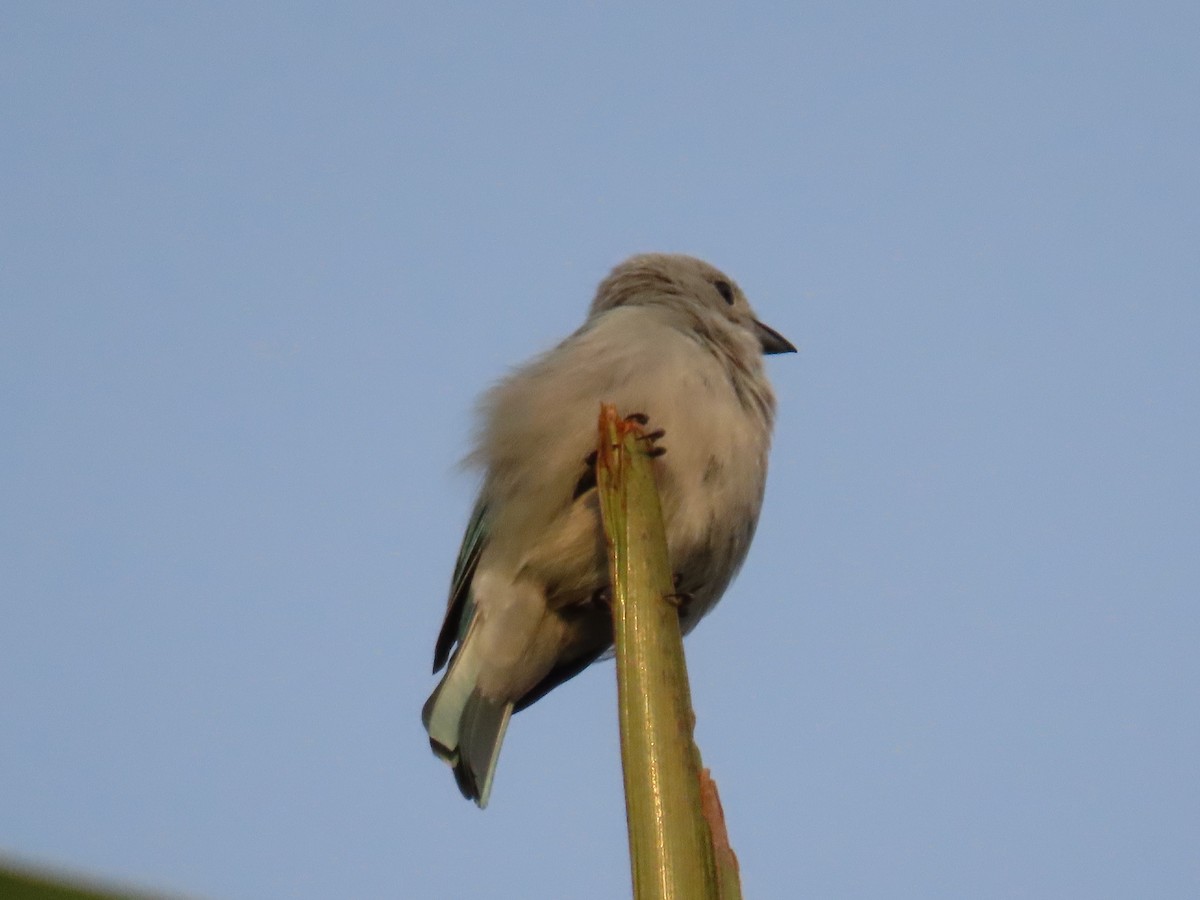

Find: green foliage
<box><xmin>0</xmin><ymin>861</ymin><xmax>166</xmax><ymax>900</ymax></box>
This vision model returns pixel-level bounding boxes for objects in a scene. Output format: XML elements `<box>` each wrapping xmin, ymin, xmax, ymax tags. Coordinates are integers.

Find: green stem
<box><xmin>596</xmin><ymin>403</ymin><xmax>729</xmax><ymax>900</ymax></box>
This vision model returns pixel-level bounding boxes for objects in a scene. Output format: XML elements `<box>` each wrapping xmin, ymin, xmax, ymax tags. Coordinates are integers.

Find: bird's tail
<box><xmin>422</xmin><ymin>639</ymin><xmax>513</xmax><ymax>808</ymax></box>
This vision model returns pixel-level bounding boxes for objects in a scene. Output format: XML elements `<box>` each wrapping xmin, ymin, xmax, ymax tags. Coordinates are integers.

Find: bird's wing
<box><xmin>432</xmin><ymin>494</ymin><xmax>489</xmax><ymax>672</ymax></box>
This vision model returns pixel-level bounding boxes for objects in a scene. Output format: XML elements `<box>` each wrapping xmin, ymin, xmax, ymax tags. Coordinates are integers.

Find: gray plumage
<box><xmin>422</xmin><ymin>253</ymin><xmax>794</xmax><ymax>806</ymax></box>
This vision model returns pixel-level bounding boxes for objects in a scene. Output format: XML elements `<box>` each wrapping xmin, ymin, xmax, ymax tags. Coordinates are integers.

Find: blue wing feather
<box><xmin>432</xmin><ymin>496</ymin><xmax>488</xmax><ymax>672</ymax></box>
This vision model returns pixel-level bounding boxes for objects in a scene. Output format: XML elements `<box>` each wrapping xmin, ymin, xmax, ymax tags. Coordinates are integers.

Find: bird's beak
<box><xmin>753</xmin><ymin>319</ymin><xmax>797</xmax><ymax>355</ymax></box>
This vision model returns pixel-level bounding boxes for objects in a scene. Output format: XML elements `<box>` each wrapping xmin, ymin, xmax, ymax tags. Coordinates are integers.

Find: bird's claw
<box><xmin>665</xmin><ymin>573</ymin><xmax>692</xmax><ymax>611</ymax></box>
<box><xmin>664</xmin><ymin>591</ymin><xmax>693</xmax><ymax>612</ymax></box>
<box><xmin>574</xmin><ymin>416</ymin><xmax>666</xmax><ymax>500</ymax></box>
<box><xmin>624</xmin><ymin>413</ymin><xmax>667</xmax><ymax>458</ymax></box>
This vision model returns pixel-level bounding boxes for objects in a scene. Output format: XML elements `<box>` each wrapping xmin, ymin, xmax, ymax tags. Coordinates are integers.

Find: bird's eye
<box><xmin>713</xmin><ymin>280</ymin><xmax>735</xmax><ymax>305</ymax></box>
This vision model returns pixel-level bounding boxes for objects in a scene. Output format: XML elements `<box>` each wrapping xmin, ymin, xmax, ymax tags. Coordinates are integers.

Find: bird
<box><xmin>422</xmin><ymin>253</ymin><xmax>794</xmax><ymax>806</ymax></box>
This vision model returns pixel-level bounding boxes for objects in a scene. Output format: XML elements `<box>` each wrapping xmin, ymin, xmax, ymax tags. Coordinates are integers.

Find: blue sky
<box><xmin>3</xmin><ymin>3</ymin><xmax>1197</xmax><ymax>898</ymax></box>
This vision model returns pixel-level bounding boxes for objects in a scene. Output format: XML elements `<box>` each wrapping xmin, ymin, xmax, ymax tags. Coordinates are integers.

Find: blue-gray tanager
<box><xmin>423</xmin><ymin>253</ymin><xmax>794</xmax><ymax>806</ymax></box>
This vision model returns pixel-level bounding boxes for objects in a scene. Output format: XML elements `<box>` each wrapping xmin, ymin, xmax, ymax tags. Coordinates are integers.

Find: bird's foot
<box><xmin>624</xmin><ymin>412</ymin><xmax>667</xmax><ymax>458</ymax></box>
<box><xmin>574</xmin><ymin>414</ymin><xmax>666</xmax><ymax>500</ymax></box>
<box><xmin>664</xmin><ymin>573</ymin><xmax>693</xmax><ymax>612</ymax></box>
